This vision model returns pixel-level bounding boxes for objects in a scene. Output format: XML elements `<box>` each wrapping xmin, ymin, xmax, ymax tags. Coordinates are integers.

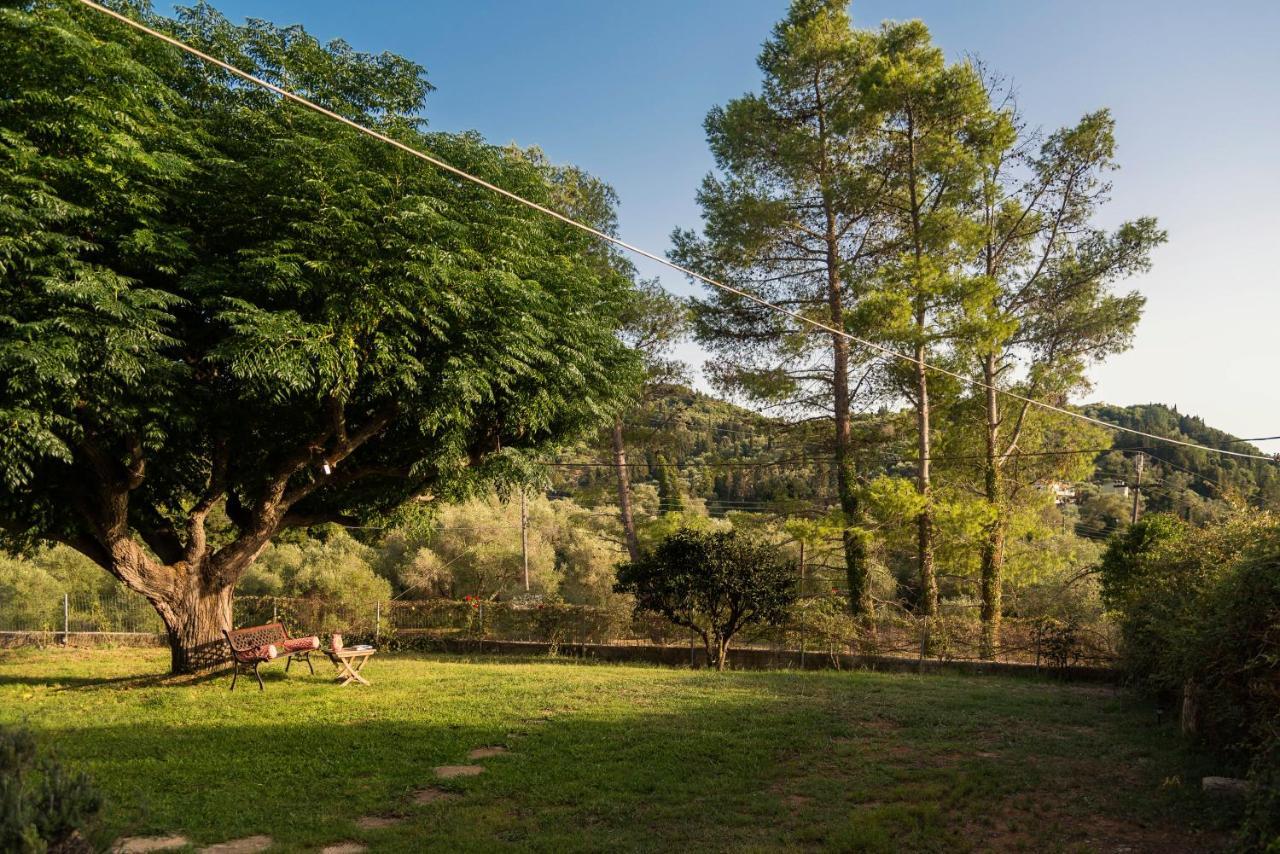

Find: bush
<box><xmin>1100</xmin><ymin>512</ymin><xmax>1280</xmax><ymax>850</ymax></box>
<box><xmin>0</xmin><ymin>727</ymin><xmax>101</xmax><ymax>854</ymax></box>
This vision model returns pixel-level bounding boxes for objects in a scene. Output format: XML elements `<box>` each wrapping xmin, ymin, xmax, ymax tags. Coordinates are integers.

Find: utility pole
<box><xmin>520</xmin><ymin>488</ymin><xmax>529</xmax><ymax>592</ymax></box>
<box><xmin>1131</xmin><ymin>452</ymin><xmax>1144</xmax><ymax>524</ymax></box>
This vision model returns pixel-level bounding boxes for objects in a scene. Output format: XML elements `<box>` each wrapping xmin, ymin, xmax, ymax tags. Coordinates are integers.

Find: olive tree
<box><xmin>615</xmin><ymin>528</ymin><xmax>797</xmax><ymax>670</ymax></box>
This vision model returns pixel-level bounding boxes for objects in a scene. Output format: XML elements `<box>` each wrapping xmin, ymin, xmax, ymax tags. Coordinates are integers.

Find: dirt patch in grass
<box><xmin>434</xmin><ymin>764</ymin><xmax>484</xmax><ymax>779</ymax></box>
<box><xmin>962</xmin><ymin>792</ymin><xmax>1229</xmax><ymax>854</ymax></box>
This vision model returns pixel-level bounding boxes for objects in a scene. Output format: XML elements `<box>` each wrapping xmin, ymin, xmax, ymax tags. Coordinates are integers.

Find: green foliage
<box><xmin>0</xmin><ymin>726</ymin><xmax>102</xmax><ymax>854</ymax></box>
<box><xmin>0</xmin><ymin>0</ymin><xmax>640</xmax><ymax>654</ymax></box>
<box><xmin>243</xmin><ymin>527</ymin><xmax>391</xmax><ymax>607</ymax></box>
<box><xmin>1101</xmin><ymin>511</ymin><xmax>1280</xmax><ymax>842</ymax></box>
<box><xmin>615</xmin><ymin>528</ymin><xmax>797</xmax><ymax>668</ymax></box>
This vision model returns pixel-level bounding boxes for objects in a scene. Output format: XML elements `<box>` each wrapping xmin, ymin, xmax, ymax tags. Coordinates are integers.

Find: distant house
<box><xmin>1039</xmin><ymin>480</ymin><xmax>1078</xmax><ymax>505</ymax></box>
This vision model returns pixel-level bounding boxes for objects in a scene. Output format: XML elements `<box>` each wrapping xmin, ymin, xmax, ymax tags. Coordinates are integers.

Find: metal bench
<box><xmin>222</xmin><ymin>622</ymin><xmax>320</xmax><ymax>690</ymax></box>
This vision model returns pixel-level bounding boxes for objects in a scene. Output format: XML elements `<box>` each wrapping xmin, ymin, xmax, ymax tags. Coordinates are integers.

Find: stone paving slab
<box><xmin>113</xmin><ymin>836</ymin><xmax>190</xmax><ymax>853</ymax></box>
<box><xmin>434</xmin><ymin>764</ymin><xmax>484</xmax><ymax>778</ymax></box>
<box><xmin>200</xmin><ymin>835</ymin><xmax>272</xmax><ymax>854</ymax></box>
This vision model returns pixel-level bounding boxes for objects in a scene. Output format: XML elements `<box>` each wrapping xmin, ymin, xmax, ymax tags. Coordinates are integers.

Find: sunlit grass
<box><xmin>0</xmin><ymin>648</ymin><xmax>1236</xmax><ymax>852</ymax></box>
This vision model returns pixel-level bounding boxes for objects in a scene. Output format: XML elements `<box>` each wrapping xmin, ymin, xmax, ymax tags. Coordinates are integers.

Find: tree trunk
<box><xmin>160</xmin><ymin>576</ymin><xmax>235</xmax><ymax>675</ymax></box>
<box><xmin>711</xmin><ymin>637</ymin><xmax>730</xmax><ymax>671</ymax></box>
<box><xmin>914</xmin><ymin>336</ymin><xmax>938</xmax><ymax>620</ymax></box>
<box><xmin>826</xmin><ymin>223</ymin><xmax>870</xmax><ymax>616</ymax></box>
<box><xmin>612</xmin><ymin>416</ymin><xmax>640</xmax><ymax>563</ymax></box>
<box><xmin>979</xmin><ymin>353</ymin><xmax>1005</xmax><ymax>660</ymax></box>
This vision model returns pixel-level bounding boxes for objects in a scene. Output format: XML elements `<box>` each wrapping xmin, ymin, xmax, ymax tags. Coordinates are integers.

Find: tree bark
<box><xmin>612</xmin><ymin>417</ymin><xmax>640</xmax><ymax>563</ymax></box>
<box><xmin>827</xmin><ymin>219</ymin><xmax>871</xmax><ymax>617</ymax></box>
<box><xmin>978</xmin><ymin>353</ymin><xmax>1005</xmax><ymax>660</ymax></box>
<box><xmin>160</xmin><ymin>576</ymin><xmax>234</xmax><ymax>674</ymax></box>
<box><xmin>914</xmin><ymin>329</ymin><xmax>938</xmax><ymax>622</ymax></box>
<box><xmin>707</xmin><ymin>635</ymin><xmax>730</xmax><ymax>672</ymax></box>
<box><xmin>906</xmin><ymin>110</ymin><xmax>938</xmax><ymax>635</ymax></box>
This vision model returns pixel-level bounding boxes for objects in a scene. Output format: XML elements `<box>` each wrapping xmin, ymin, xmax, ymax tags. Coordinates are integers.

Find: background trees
<box><xmin>0</xmin><ymin>2</ymin><xmax>639</xmax><ymax>672</ymax></box>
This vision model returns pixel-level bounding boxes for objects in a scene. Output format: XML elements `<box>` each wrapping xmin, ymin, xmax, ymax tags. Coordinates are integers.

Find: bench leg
<box><xmin>285</xmin><ymin>655</ymin><xmax>292</xmax><ymax>673</ymax></box>
<box><xmin>254</xmin><ymin>661</ymin><xmax>264</xmax><ymax>691</ymax></box>
<box><xmin>305</xmin><ymin>652</ymin><xmax>314</xmax><ymax>675</ymax></box>
<box><xmin>230</xmin><ymin>665</ymin><xmax>239</xmax><ymax>691</ymax></box>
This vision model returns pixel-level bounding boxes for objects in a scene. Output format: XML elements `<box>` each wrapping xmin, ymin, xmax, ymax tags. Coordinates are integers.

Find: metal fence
<box><xmin>0</xmin><ymin>589</ymin><xmax>164</xmax><ymax>638</ymax></box>
<box><xmin>0</xmin><ymin>589</ymin><xmax>1118</xmax><ymax>667</ymax></box>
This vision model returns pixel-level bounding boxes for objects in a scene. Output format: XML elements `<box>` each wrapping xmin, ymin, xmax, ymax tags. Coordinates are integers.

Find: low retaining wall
<box><xmin>0</xmin><ymin>630</ymin><xmax>1118</xmax><ymax>682</ymax></box>
<box><xmin>422</xmin><ymin>637</ymin><xmax>1120</xmax><ymax>683</ymax></box>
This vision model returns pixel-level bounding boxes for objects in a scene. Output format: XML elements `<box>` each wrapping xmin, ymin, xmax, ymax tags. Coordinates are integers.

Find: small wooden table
<box><xmin>326</xmin><ymin>646</ymin><xmax>375</xmax><ymax>686</ymax></box>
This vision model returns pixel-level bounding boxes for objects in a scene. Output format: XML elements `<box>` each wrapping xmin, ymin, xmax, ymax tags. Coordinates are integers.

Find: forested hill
<box><xmin>551</xmin><ymin>389</ymin><xmax>1278</xmax><ymax>517</ymax></box>
<box><xmin>1087</xmin><ymin>403</ymin><xmax>1280</xmax><ymax>511</ymax></box>
<box><xmin>550</xmin><ymin>385</ymin><xmax>845</xmax><ymax>515</ymax></box>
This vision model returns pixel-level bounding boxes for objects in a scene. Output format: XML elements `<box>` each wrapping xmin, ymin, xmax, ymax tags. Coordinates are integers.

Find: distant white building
<box><xmin>1039</xmin><ymin>480</ymin><xmax>1078</xmax><ymax>505</ymax></box>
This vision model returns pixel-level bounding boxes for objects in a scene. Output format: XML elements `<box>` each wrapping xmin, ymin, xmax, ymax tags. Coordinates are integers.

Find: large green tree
<box><xmin>672</xmin><ymin>0</ymin><xmax>888</xmax><ymax>615</ymax></box>
<box><xmin>0</xmin><ymin>2</ymin><xmax>639</xmax><ymax>672</ymax></box>
<box><xmin>967</xmin><ymin>97</ymin><xmax>1161</xmax><ymax>657</ymax></box>
<box><xmin>859</xmin><ymin>21</ymin><xmax>1009</xmax><ymax>628</ymax></box>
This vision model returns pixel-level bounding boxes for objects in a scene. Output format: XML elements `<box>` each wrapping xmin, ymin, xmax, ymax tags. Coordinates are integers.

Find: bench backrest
<box><xmin>224</xmin><ymin>622</ymin><xmax>288</xmax><ymax>652</ymax></box>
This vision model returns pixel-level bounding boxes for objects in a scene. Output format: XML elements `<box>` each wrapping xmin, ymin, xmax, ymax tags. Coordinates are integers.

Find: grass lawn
<box><xmin>0</xmin><ymin>647</ymin><xmax>1239</xmax><ymax>853</ymax></box>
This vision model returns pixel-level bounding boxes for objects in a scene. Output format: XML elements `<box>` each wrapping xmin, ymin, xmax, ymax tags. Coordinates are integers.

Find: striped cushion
<box><xmin>236</xmin><ymin>643</ymin><xmax>278</xmax><ymax>663</ymax></box>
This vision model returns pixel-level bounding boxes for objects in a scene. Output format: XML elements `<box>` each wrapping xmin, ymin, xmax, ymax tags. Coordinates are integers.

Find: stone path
<box><xmin>113</xmin><ymin>836</ymin><xmax>190</xmax><ymax>853</ymax></box>
<box><xmin>201</xmin><ymin>836</ymin><xmax>273</xmax><ymax>854</ymax></box>
<box><xmin>412</xmin><ymin>786</ymin><xmax>460</xmax><ymax>804</ymax></box>
<box><xmin>434</xmin><ymin>764</ymin><xmax>485</xmax><ymax>778</ymax></box>
<box><xmin>467</xmin><ymin>745</ymin><xmax>507</xmax><ymax>759</ymax></box>
<box><xmin>116</xmin><ymin>739</ymin><xmax>512</xmax><ymax>853</ymax></box>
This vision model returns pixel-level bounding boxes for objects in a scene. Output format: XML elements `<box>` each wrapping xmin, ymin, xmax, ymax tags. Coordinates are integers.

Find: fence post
<box><xmin>375</xmin><ymin>602</ymin><xmax>381</xmax><ymax>644</ymax></box>
<box><xmin>62</xmin><ymin>593</ymin><xmax>69</xmax><ymax>645</ymax></box>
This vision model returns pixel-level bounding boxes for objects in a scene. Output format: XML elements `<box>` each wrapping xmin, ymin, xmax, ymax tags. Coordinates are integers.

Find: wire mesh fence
<box><xmin>1</xmin><ymin>589</ymin><xmax>1118</xmax><ymax>668</ymax></box>
<box><xmin>0</xmin><ymin>589</ymin><xmax>164</xmax><ymax>637</ymax></box>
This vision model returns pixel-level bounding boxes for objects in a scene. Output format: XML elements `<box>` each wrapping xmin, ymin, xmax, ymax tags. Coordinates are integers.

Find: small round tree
<box><xmin>615</xmin><ymin>528</ymin><xmax>797</xmax><ymax>670</ymax></box>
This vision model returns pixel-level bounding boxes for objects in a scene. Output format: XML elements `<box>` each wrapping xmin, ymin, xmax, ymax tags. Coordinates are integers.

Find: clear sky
<box><xmin>166</xmin><ymin>1</ymin><xmax>1280</xmax><ymax>440</ymax></box>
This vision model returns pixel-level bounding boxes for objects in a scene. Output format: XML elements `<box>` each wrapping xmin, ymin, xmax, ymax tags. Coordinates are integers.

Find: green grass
<box><xmin>0</xmin><ymin>648</ymin><xmax>1238</xmax><ymax>852</ymax></box>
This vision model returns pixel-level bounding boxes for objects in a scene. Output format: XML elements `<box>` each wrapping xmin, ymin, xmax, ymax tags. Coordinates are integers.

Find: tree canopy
<box><xmin>0</xmin><ymin>1</ymin><xmax>640</xmax><ymax>671</ymax></box>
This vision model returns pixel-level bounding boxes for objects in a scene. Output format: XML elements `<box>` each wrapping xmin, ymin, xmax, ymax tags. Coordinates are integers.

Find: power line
<box><xmin>74</xmin><ymin>0</ymin><xmax>1279</xmax><ymax>466</ymax></box>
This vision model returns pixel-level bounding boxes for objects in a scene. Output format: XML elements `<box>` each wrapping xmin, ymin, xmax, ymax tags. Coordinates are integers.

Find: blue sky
<box><xmin>167</xmin><ymin>1</ymin><xmax>1280</xmax><ymax>440</ymax></box>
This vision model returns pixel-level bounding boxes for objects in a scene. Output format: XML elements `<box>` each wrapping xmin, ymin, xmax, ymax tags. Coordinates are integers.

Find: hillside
<box><xmin>1087</xmin><ymin>403</ymin><xmax>1280</xmax><ymax>513</ymax></box>
<box><xmin>553</xmin><ymin>391</ymin><xmax>1278</xmax><ymax>521</ymax></box>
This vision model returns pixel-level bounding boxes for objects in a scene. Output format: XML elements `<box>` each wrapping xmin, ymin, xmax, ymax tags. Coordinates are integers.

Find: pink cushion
<box><xmin>281</xmin><ymin>636</ymin><xmax>319</xmax><ymax>653</ymax></box>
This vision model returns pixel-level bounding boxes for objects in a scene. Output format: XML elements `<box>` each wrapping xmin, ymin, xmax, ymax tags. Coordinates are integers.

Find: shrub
<box><xmin>0</xmin><ymin>727</ymin><xmax>101</xmax><ymax>854</ymax></box>
<box><xmin>1100</xmin><ymin>512</ymin><xmax>1280</xmax><ymax>850</ymax></box>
